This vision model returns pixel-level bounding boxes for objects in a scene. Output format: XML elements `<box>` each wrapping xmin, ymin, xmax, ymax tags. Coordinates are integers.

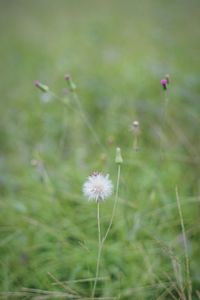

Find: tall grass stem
<box><xmin>175</xmin><ymin>187</ymin><xmax>192</xmax><ymax>300</ymax></box>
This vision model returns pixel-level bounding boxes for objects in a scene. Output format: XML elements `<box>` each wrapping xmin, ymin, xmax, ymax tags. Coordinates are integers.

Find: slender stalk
<box><xmin>175</xmin><ymin>187</ymin><xmax>192</xmax><ymax>300</ymax></box>
<box><xmin>133</xmin><ymin>136</ymin><xmax>139</xmax><ymax>152</ymax></box>
<box><xmin>102</xmin><ymin>164</ymin><xmax>121</xmax><ymax>244</ymax></box>
<box><xmin>92</xmin><ymin>201</ymin><xmax>102</xmax><ymax>298</ymax></box>
<box><xmin>92</xmin><ymin>165</ymin><xmax>121</xmax><ymax>298</ymax></box>
<box><xmin>163</xmin><ymin>90</ymin><xmax>169</xmax><ymax>122</ymax></box>
<box><xmin>159</xmin><ymin>89</ymin><xmax>169</xmax><ymax>161</ymax></box>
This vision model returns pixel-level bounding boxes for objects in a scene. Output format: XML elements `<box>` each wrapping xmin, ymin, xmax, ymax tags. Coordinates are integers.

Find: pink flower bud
<box><xmin>160</xmin><ymin>79</ymin><xmax>167</xmax><ymax>90</ymax></box>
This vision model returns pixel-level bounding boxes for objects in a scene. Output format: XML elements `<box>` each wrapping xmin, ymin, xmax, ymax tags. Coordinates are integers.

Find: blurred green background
<box><xmin>0</xmin><ymin>0</ymin><xmax>200</xmax><ymax>299</ymax></box>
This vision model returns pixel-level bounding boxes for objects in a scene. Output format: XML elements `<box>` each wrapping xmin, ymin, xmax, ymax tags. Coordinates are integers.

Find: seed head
<box><xmin>83</xmin><ymin>172</ymin><xmax>113</xmax><ymax>202</ymax></box>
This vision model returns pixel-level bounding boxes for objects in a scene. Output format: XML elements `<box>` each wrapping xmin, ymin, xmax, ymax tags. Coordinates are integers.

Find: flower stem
<box><xmin>163</xmin><ymin>89</ymin><xmax>169</xmax><ymax>123</ymax></box>
<box><xmin>133</xmin><ymin>135</ymin><xmax>139</xmax><ymax>152</ymax></box>
<box><xmin>102</xmin><ymin>164</ymin><xmax>121</xmax><ymax>244</ymax></box>
<box><xmin>92</xmin><ymin>201</ymin><xmax>102</xmax><ymax>298</ymax></box>
<box><xmin>92</xmin><ymin>165</ymin><xmax>121</xmax><ymax>298</ymax></box>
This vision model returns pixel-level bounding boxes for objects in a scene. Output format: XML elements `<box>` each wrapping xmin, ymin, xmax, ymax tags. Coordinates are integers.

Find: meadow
<box><xmin>0</xmin><ymin>0</ymin><xmax>200</xmax><ymax>299</ymax></box>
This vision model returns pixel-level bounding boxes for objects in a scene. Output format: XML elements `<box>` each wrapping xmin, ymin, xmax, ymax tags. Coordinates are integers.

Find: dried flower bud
<box><xmin>165</xmin><ymin>74</ymin><xmax>170</xmax><ymax>84</ymax></box>
<box><xmin>132</xmin><ymin>121</ymin><xmax>140</xmax><ymax>136</ymax></box>
<box><xmin>64</xmin><ymin>74</ymin><xmax>76</xmax><ymax>91</ymax></box>
<box><xmin>64</xmin><ymin>74</ymin><xmax>71</xmax><ymax>81</ymax></box>
<box><xmin>34</xmin><ymin>80</ymin><xmax>49</xmax><ymax>92</ymax></box>
<box><xmin>115</xmin><ymin>147</ymin><xmax>123</xmax><ymax>164</ymax></box>
<box><xmin>131</xmin><ymin>121</ymin><xmax>140</xmax><ymax>151</ymax></box>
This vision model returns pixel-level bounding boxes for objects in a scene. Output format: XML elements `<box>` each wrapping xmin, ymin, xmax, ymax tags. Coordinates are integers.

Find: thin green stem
<box><xmin>92</xmin><ymin>165</ymin><xmax>121</xmax><ymax>298</ymax></box>
<box><xmin>92</xmin><ymin>201</ymin><xmax>102</xmax><ymax>298</ymax></box>
<box><xmin>159</xmin><ymin>89</ymin><xmax>169</xmax><ymax>161</ymax></box>
<box><xmin>133</xmin><ymin>136</ymin><xmax>139</xmax><ymax>152</ymax></box>
<box><xmin>102</xmin><ymin>164</ymin><xmax>121</xmax><ymax>244</ymax></box>
<box><xmin>175</xmin><ymin>187</ymin><xmax>192</xmax><ymax>300</ymax></box>
<box><xmin>163</xmin><ymin>90</ymin><xmax>169</xmax><ymax>123</ymax></box>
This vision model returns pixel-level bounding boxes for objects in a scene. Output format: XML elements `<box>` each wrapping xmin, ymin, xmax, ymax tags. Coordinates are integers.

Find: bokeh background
<box><xmin>0</xmin><ymin>0</ymin><xmax>200</xmax><ymax>299</ymax></box>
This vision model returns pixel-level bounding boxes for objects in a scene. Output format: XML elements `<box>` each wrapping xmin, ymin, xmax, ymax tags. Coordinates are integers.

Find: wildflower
<box><xmin>83</xmin><ymin>172</ymin><xmax>113</xmax><ymax>202</ymax></box>
<box><xmin>160</xmin><ymin>78</ymin><xmax>168</xmax><ymax>90</ymax></box>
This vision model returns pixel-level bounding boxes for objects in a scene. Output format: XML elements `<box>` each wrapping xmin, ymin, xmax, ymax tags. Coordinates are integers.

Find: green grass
<box><xmin>0</xmin><ymin>0</ymin><xmax>200</xmax><ymax>299</ymax></box>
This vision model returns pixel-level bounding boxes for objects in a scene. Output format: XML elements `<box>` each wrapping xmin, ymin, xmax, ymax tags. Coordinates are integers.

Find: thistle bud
<box><xmin>115</xmin><ymin>147</ymin><xmax>123</xmax><ymax>164</ymax></box>
<box><xmin>160</xmin><ymin>79</ymin><xmax>167</xmax><ymax>90</ymax></box>
<box><xmin>34</xmin><ymin>80</ymin><xmax>49</xmax><ymax>92</ymax></box>
<box><xmin>64</xmin><ymin>74</ymin><xmax>76</xmax><ymax>91</ymax></box>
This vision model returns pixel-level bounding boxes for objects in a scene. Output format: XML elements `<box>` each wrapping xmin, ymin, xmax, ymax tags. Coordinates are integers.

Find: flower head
<box><xmin>83</xmin><ymin>172</ymin><xmax>113</xmax><ymax>202</ymax></box>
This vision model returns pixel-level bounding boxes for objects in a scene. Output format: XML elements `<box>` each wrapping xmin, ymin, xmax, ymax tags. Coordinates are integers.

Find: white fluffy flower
<box><xmin>83</xmin><ymin>172</ymin><xmax>113</xmax><ymax>202</ymax></box>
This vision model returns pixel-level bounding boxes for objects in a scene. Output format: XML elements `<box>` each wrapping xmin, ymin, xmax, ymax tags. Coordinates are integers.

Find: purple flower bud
<box><xmin>160</xmin><ymin>79</ymin><xmax>167</xmax><ymax>90</ymax></box>
<box><xmin>34</xmin><ymin>80</ymin><xmax>40</xmax><ymax>88</ymax></box>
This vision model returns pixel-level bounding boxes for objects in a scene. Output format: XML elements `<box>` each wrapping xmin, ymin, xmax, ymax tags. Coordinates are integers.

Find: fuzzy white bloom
<box><xmin>83</xmin><ymin>172</ymin><xmax>113</xmax><ymax>202</ymax></box>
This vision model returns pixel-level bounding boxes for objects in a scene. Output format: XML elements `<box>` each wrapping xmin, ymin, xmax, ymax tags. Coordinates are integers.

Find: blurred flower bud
<box><xmin>165</xmin><ymin>74</ymin><xmax>170</xmax><ymax>84</ymax></box>
<box><xmin>131</xmin><ymin>121</ymin><xmax>140</xmax><ymax>151</ymax></box>
<box><xmin>115</xmin><ymin>147</ymin><xmax>123</xmax><ymax>164</ymax></box>
<box><xmin>34</xmin><ymin>80</ymin><xmax>49</xmax><ymax>92</ymax></box>
<box><xmin>132</xmin><ymin>121</ymin><xmax>140</xmax><ymax>136</ymax></box>
<box><xmin>160</xmin><ymin>78</ymin><xmax>167</xmax><ymax>90</ymax></box>
<box><xmin>64</xmin><ymin>74</ymin><xmax>76</xmax><ymax>91</ymax></box>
